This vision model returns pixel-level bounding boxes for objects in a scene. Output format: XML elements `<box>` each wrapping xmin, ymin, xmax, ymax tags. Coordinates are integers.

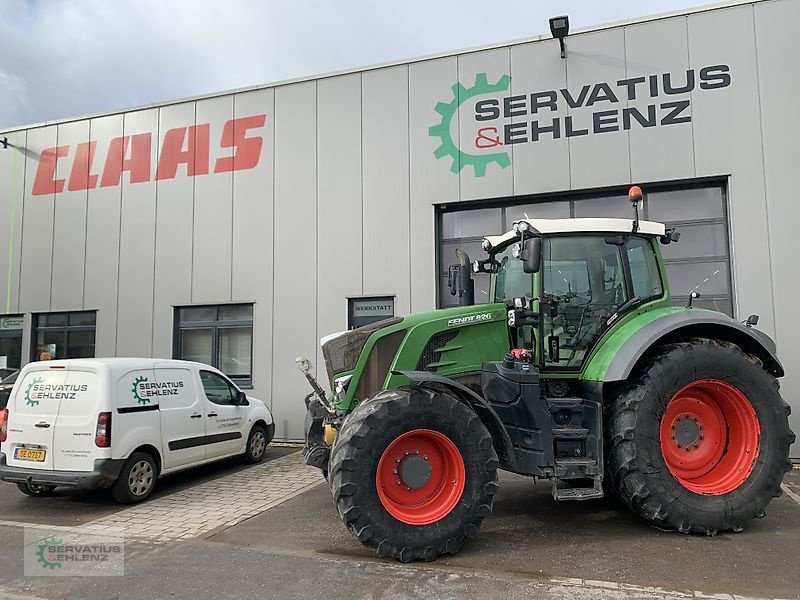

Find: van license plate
<box><xmin>14</xmin><ymin>448</ymin><xmax>46</xmax><ymax>462</ymax></box>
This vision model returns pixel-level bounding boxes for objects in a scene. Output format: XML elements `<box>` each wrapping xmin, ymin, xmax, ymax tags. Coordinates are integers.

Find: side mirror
<box><xmin>521</xmin><ymin>236</ymin><xmax>542</xmax><ymax>274</ymax></box>
<box><xmin>236</xmin><ymin>390</ymin><xmax>248</xmax><ymax>405</ymax></box>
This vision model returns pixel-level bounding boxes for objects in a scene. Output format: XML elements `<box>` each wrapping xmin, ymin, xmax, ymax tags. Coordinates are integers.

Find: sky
<box><xmin>0</xmin><ymin>0</ymin><xmax>711</xmax><ymax>130</ymax></box>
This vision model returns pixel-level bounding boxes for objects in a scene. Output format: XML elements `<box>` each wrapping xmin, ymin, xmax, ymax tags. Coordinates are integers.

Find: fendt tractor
<box><xmin>297</xmin><ymin>186</ymin><xmax>794</xmax><ymax>562</ymax></box>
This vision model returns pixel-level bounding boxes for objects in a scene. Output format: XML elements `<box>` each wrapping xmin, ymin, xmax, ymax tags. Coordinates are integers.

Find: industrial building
<box><xmin>0</xmin><ymin>0</ymin><xmax>797</xmax><ymax>451</ymax></box>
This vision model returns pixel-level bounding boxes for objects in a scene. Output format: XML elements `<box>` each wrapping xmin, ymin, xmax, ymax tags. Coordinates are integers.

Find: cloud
<box><xmin>0</xmin><ymin>0</ymin><xmax>705</xmax><ymax>130</ymax></box>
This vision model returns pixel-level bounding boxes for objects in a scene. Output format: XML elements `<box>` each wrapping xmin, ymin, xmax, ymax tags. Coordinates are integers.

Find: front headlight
<box><xmin>334</xmin><ymin>375</ymin><xmax>352</xmax><ymax>397</ymax></box>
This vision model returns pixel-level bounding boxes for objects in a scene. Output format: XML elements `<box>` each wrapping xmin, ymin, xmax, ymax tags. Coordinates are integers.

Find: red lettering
<box><xmin>100</xmin><ymin>133</ymin><xmax>152</xmax><ymax>187</ymax></box>
<box><xmin>31</xmin><ymin>146</ymin><xmax>69</xmax><ymax>196</ymax></box>
<box><xmin>155</xmin><ymin>124</ymin><xmax>210</xmax><ymax>180</ymax></box>
<box><xmin>67</xmin><ymin>141</ymin><xmax>99</xmax><ymax>191</ymax></box>
<box><xmin>214</xmin><ymin>115</ymin><xmax>266</xmax><ymax>173</ymax></box>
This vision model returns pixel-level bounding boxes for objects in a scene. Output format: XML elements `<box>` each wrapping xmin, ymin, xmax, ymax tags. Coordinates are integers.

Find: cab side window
<box><xmin>627</xmin><ymin>237</ymin><xmax>664</xmax><ymax>300</ymax></box>
<box><xmin>200</xmin><ymin>371</ymin><xmax>237</xmax><ymax>405</ymax></box>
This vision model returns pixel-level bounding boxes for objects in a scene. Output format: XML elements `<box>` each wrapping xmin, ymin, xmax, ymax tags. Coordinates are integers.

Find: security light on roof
<box><xmin>549</xmin><ymin>15</ymin><xmax>570</xmax><ymax>59</ymax></box>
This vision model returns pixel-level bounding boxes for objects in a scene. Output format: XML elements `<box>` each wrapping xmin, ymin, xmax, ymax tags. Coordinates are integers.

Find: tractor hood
<box><xmin>326</xmin><ymin>304</ymin><xmax>510</xmax><ymax>410</ymax></box>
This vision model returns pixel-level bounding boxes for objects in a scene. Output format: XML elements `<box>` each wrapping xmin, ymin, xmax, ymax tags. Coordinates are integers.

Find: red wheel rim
<box><xmin>659</xmin><ymin>380</ymin><xmax>760</xmax><ymax>495</ymax></box>
<box><xmin>376</xmin><ymin>429</ymin><xmax>466</xmax><ymax>525</ymax></box>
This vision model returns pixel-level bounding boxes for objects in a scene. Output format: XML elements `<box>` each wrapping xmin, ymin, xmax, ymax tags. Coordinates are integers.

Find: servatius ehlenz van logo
<box><xmin>429</xmin><ymin>72</ymin><xmax>512</xmax><ymax>177</ymax></box>
<box><xmin>132</xmin><ymin>376</ymin><xmax>151</xmax><ymax>405</ymax></box>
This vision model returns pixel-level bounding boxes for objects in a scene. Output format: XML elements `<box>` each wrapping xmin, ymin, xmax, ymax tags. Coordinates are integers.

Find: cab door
<box><xmin>198</xmin><ymin>370</ymin><xmax>247</xmax><ymax>458</ymax></box>
<box><xmin>154</xmin><ymin>367</ymin><xmax>206</xmax><ymax>470</ymax></box>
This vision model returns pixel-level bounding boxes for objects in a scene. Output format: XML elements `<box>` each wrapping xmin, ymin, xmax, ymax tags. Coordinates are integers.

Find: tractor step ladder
<box><xmin>548</xmin><ymin>397</ymin><xmax>604</xmax><ymax>501</ymax></box>
<box><xmin>551</xmin><ymin>474</ymin><xmax>603</xmax><ymax>501</ymax></box>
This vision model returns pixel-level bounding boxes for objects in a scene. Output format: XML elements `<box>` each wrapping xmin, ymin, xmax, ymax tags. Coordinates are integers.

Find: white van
<box><xmin>0</xmin><ymin>358</ymin><xmax>274</xmax><ymax>503</ymax></box>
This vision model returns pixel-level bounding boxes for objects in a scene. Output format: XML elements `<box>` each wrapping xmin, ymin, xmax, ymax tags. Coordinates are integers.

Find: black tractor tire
<box><xmin>328</xmin><ymin>386</ymin><xmax>499</xmax><ymax>562</ymax></box>
<box><xmin>112</xmin><ymin>451</ymin><xmax>158</xmax><ymax>504</ymax></box>
<box><xmin>606</xmin><ymin>339</ymin><xmax>794</xmax><ymax>534</ymax></box>
<box><xmin>16</xmin><ymin>483</ymin><xmax>57</xmax><ymax>497</ymax></box>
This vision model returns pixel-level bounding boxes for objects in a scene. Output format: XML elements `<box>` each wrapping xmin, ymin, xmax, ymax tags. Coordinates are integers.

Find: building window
<box><xmin>0</xmin><ymin>315</ymin><xmax>24</xmax><ymax>374</ymax></box>
<box><xmin>174</xmin><ymin>304</ymin><xmax>253</xmax><ymax>388</ymax></box>
<box><xmin>32</xmin><ymin>311</ymin><xmax>97</xmax><ymax>361</ymax></box>
<box><xmin>437</xmin><ymin>182</ymin><xmax>732</xmax><ymax>316</ymax></box>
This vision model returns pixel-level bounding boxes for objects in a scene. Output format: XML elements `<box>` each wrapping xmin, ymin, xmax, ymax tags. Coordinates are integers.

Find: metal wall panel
<box><xmin>193</xmin><ymin>95</ymin><xmax>234</xmax><ymax>304</ymax></box>
<box><xmin>510</xmin><ymin>41</ymin><xmax>571</xmax><ymax>195</ymax></box>
<box><xmin>151</xmin><ymin>102</ymin><xmax>196</xmax><ymax>359</ymax></box>
<box><xmin>362</xmin><ymin>66</ymin><xmax>411</xmax><ymax>315</ymax></box>
<box><xmin>0</xmin><ymin>130</ymin><xmax>25</xmax><ymax>315</ymax></box>
<box><xmin>457</xmin><ymin>48</ymin><xmax>513</xmax><ymax>201</ymax></box>
<box><xmin>115</xmin><ymin>109</ymin><xmax>159</xmax><ymax>357</ymax></box>
<box><xmin>567</xmin><ymin>28</ymin><xmax>631</xmax><ymax>189</ymax></box>
<box><xmin>273</xmin><ymin>81</ymin><xmax>317</xmax><ymax>440</ymax></box>
<box><xmin>755</xmin><ymin>0</ymin><xmax>800</xmax><ymax>453</ymax></box>
<box><xmin>83</xmin><ymin>114</ymin><xmax>124</xmax><ymax>357</ymax></box>
<box><xmin>51</xmin><ymin>120</ymin><xmax>89</xmax><ymax>311</ymax></box>
<box><xmin>625</xmin><ymin>16</ymin><xmax>695</xmax><ymax>182</ymax></box>
<box><xmin>18</xmin><ymin>126</ymin><xmax>57</xmax><ymax>313</ymax></box>
<box><xmin>316</xmin><ymin>74</ymin><xmax>362</xmax><ymax>375</ymax></box>
<box><xmin>409</xmin><ymin>57</ymin><xmax>459</xmax><ymax>312</ymax></box>
<box><xmin>231</xmin><ymin>88</ymin><xmax>274</xmax><ymax>409</ymax></box>
<box><xmin>688</xmin><ymin>5</ymin><xmax>774</xmax><ymax>335</ymax></box>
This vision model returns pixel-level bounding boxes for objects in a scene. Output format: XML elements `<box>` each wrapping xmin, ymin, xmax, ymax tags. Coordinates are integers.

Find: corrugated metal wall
<box><xmin>0</xmin><ymin>0</ymin><xmax>797</xmax><ymax>444</ymax></box>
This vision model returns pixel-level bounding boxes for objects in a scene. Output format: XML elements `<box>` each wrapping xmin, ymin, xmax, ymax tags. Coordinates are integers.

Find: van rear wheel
<box><xmin>16</xmin><ymin>482</ymin><xmax>56</xmax><ymax>497</ymax></box>
<box><xmin>112</xmin><ymin>452</ymin><xmax>158</xmax><ymax>504</ymax></box>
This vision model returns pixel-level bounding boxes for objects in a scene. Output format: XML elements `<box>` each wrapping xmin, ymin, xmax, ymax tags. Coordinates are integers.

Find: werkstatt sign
<box><xmin>0</xmin><ymin>316</ymin><xmax>23</xmax><ymax>330</ymax></box>
<box><xmin>352</xmin><ymin>300</ymin><xmax>394</xmax><ymax>318</ymax></box>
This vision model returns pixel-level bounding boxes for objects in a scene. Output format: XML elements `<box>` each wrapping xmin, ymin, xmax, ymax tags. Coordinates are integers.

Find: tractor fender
<box><xmin>603</xmin><ymin>310</ymin><xmax>784</xmax><ymax>382</ymax></box>
<box><xmin>397</xmin><ymin>371</ymin><xmax>517</xmax><ymax>471</ymax></box>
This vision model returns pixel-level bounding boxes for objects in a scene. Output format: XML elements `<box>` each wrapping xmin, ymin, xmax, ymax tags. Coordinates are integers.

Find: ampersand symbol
<box><xmin>475</xmin><ymin>127</ymin><xmax>503</xmax><ymax>149</ymax></box>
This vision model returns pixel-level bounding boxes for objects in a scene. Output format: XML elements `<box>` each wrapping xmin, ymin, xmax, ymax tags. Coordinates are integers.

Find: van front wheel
<box><xmin>243</xmin><ymin>425</ymin><xmax>268</xmax><ymax>464</ymax></box>
<box><xmin>112</xmin><ymin>452</ymin><xmax>158</xmax><ymax>504</ymax></box>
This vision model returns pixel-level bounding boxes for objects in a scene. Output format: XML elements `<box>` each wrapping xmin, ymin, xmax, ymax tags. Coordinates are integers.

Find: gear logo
<box><xmin>429</xmin><ymin>72</ymin><xmax>512</xmax><ymax>177</ymax></box>
<box><xmin>25</xmin><ymin>377</ymin><xmax>44</xmax><ymax>407</ymax></box>
<box><xmin>36</xmin><ymin>537</ymin><xmax>63</xmax><ymax>569</ymax></box>
<box><xmin>132</xmin><ymin>376</ymin><xmax>150</xmax><ymax>405</ymax></box>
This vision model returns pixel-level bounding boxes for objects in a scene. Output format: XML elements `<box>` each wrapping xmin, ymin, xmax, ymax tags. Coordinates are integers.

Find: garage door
<box><xmin>438</xmin><ymin>183</ymin><xmax>733</xmax><ymax>316</ymax></box>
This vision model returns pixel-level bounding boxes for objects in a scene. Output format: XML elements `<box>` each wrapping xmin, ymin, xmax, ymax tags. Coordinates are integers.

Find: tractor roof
<box><xmin>483</xmin><ymin>218</ymin><xmax>666</xmax><ymax>249</ymax></box>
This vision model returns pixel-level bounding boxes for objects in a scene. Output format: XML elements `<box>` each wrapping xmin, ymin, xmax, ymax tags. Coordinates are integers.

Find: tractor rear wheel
<box><xmin>606</xmin><ymin>339</ymin><xmax>794</xmax><ymax>534</ymax></box>
<box><xmin>328</xmin><ymin>386</ymin><xmax>499</xmax><ymax>562</ymax></box>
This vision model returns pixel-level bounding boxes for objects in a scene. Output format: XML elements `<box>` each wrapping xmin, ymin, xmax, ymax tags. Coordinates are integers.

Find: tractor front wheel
<box><xmin>606</xmin><ymin>339</ymin><xmax>794</xmax><ymax>534</ymax></box>
<box><xmin>328</xmin><ymin>386</ymin><xmax>499</xmax><ymax>562</ymax></box>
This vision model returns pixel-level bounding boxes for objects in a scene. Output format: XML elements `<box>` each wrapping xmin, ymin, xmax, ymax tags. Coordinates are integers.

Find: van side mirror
<box><xmin>236</xmin><ymin>391</ymin><xmax>248</xmax><ymax>405</ymax></box>
<box><xmin>521</xmin><ymin>236</ymin><xmax>541</xmax><ymax>274</ymax></box>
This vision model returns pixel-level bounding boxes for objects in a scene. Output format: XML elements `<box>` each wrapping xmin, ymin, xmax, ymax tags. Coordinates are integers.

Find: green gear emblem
<box><xmin>132</xmin><ymin>376</ymin><xmax>150</xmax><ymax>405</ymax></box>
<box><xmin>36</xmin><ymin>536</ymin><xmax>62</xmax><ymax>569</ymax></box>
<box><xmin>25</xmin><ymin>377</ymin><xmax>44</xmax><ymax>407</ymax></box>
<box><xmin>428</xmin><ymin>72</ymin><xmax>512</xmax><ymax>177</ymax></box>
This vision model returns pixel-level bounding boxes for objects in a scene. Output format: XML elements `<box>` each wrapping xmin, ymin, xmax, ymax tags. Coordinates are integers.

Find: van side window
<box><xmin>200</xmin><ymin>371</ymin><xmax>237</xmax><ymax>405</ymax></box>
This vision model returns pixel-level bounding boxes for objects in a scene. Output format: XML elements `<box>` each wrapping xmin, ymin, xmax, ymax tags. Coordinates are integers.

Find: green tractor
<box><xmin>298</xmin><ymin>186</ymin><xmax>794</xmax><ymax>562</ymax></box>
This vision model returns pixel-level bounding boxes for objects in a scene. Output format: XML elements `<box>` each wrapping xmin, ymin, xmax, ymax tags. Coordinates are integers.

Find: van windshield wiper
<box><xmin>605</xmin><ymin>296</ymin><xmax>645</xmax><ymax>328</ymax></box>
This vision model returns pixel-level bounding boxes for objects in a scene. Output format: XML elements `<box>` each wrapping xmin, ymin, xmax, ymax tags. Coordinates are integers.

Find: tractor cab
<box><xmin>480</xmin><ymin>215</ymin><xmax>673</xmax><ymax>370</ymax></box>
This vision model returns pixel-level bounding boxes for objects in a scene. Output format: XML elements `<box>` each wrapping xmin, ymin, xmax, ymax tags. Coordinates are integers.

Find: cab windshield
<box><xmin>490</xmin><ymin>244</ymin><xmax>532</xmax><ymax>303</ymax></box>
